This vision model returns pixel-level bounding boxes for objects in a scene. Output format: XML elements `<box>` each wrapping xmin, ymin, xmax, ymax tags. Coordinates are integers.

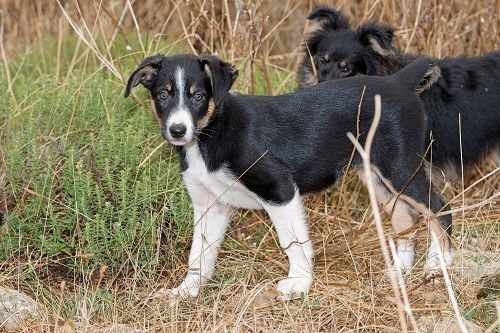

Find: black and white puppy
<box><xmin>125</xmin><ymin>54</ymin><xmax>451</xmax><ymax>300</ymax></box>
<box><xmin>298</xmin><ymin>6</ymin><xmax>500</xmax><ymax>178</ymax></box>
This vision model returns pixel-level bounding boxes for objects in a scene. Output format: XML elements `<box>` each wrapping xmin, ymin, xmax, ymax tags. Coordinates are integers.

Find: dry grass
<box><xmin>0</xmin><ymin>0</ymin><xmax>499</xmax><ymax>332</ymax></box>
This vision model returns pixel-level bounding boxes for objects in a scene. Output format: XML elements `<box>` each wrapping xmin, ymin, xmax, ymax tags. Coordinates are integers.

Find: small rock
<box><xmin>452</xmin><ymin>249</ymin><xmax>500</xmax><ymax>283</ymax></box>
<box><xmin>0</xmin><ymin>286</ymin><xmax>41</xmax><ymax>331</ymax></box>
<box><xmin>417</xmin><ymin>312</ymin><xmax>483</xmax><ymax>333</ymax></box>
<box><xmin>250</xmin><ymin>287</ymin><xmax>277</xmax><ymax>307</ymax></box>
<box><xmin>421</xmin><ymin>290</ymin><xmax>448</xmax><ymax>305</ymax></box>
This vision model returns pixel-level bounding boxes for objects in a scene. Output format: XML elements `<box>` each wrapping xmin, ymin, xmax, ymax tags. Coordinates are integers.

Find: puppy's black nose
<box><xmin>169</xmin><ymin>124</ymin><xmax>187</xmax><ymax>139</ymax></box>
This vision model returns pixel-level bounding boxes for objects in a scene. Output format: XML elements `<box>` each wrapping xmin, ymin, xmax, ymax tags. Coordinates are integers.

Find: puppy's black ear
<box><xmin>307</xmin><ymin>6</ymin><xmax>350</xmax><ymax>31</ymax></box>
<box><xmin>199</xmin><ymin>56</ymin><xmax>238</xmax><ymax>106</ymax></box>
<box><xmin>357</xmin><ymin>23</ymin><xmax>395</xmax><ymax>56</ymax></box>
<box><xmin>124</xmin><ymin>54</ymin><xmax>165</xmax><ymax>97</ymax></box>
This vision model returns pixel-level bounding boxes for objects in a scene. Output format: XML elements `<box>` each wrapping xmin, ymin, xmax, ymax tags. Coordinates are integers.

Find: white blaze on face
<box><xmin>165</xmin><ymin>66</ymin><xmax>194</xmax><ymax>145</ymax></box>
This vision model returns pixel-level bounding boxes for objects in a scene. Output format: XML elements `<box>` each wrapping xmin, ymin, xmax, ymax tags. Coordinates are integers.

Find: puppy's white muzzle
<box><xmin>165</xmin><ymin>108</ymin><xmax>194</xmax><ymax>146</ymax></box>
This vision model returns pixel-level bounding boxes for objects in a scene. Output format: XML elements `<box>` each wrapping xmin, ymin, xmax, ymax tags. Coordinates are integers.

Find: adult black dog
<box><xmin>298</xmin><ymin>6</ymin><xmax>500</xmax><ymax>179</ymax></box>
<box><xmin>125</xmin><ymin>54</ymin><xmax>450</xmax><ymax>300</ymax></box>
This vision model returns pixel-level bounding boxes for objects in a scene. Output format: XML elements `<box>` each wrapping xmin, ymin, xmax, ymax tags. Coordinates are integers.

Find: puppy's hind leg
<box><xmin>386</xmin><ymin>198</ymin><xmax>419</xmax><ymax>271</ymax></box>
<box><xmin>422</xmin><ymin>190</ymin><xmax>452</xmax><ymax>275</ymax></box>
<box><xmin>358</xmin><ymin>171</ymin><xmax>418</xmax><ymax>271</ymax></box>
<box><xmin>390</xmin><ymin>169</ymin><xmax>453</xmax><ymax>276</ymax></box>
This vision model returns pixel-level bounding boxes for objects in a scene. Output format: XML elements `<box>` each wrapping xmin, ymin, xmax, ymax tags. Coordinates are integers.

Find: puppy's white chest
<box><xmin>182</xmin><ymin>145</ymin><xmax>262</xmax><ymax>209</ymax></box>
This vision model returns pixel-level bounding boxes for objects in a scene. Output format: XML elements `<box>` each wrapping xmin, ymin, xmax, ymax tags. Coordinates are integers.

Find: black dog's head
<box><xmin>298</xmin><ymin>6</ymin><xmax>396</xmax><ymax>88</ymax></box>
<box><xmin>125</xmin><ymin>54</ymin><xmax>238</xmax><ymax>146</ymax></box>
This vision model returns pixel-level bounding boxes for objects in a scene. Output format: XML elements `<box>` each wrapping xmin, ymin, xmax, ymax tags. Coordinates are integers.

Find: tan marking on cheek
<box><xmin>303</xmin><ymin>72</ymin><xmax>318</xmax><ymax>87</ymax></box>
<box><xmin>298</xmin><ymin>64</ymin><xmax>318</xmax><ymax>88</ymax></box>
<box><xmin>165</xmin><ymin>83</ymin><xmax>172</xmax><ymax>92</ymax></box>
<box><xmin>297</xmin><ymin>45</ymin><xmax>319</xmax><ymax>88</ymax></box>
<box><xmin>189</xmin><ymin>85</ymin><xmax>197</xmax><ymax>95</ymax></box>
<box><xmin>196</xmin><ymin>98</ymin><xmax>216</xmax><ymax>129</ymax></box>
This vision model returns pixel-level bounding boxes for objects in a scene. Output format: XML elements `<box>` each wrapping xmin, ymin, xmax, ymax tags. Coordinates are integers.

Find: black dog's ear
<box><xmin>124</xmin><ymin>54</ymin><xmax>165</xmax><ymax>97</ymax></box>
<box><xmin>199</xmin><ymin>56</ymin><xmax>238</xmax><ymax>106</ymax></box>
<box><xmin>357</xmin><ymin>23</ymin><xmax>395</xmax><ymax>56</ymax></box>
<box><xmin>303</xmin><ymin>7</ymin><xmax>350</xmax><ymax>56</ymax></box>
<box><xmin>307</xmin><ymin>6</ymin><xmax>350</xmax><ymax>31</ymax></box>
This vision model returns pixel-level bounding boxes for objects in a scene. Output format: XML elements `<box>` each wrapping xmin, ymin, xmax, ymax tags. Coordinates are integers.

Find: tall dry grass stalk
<box><xmin>1</xmin><ymin>0</ymin><xmax>498</xmax><ymax>95</ymax></box>
<box><xmin>1</xmin><ymin>1</ymin><xmax>498</xmax><ymax>61</ymax></box>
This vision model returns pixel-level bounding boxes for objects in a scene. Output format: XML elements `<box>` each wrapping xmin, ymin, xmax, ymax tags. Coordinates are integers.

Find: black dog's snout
<box><xmin>169</xmin><ymin>124</ymin><xmax>187</xmax><ymax>139</ymax></box>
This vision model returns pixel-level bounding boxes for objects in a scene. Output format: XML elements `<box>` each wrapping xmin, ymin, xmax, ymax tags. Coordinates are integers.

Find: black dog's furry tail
<box><xmin>307</xmin><ymin>6</ymin><xmax>350</xmax><ymax>30</ymax></box>
<box><xmin>392</xmin><ymin>57</ymin><xmax>441</xmax><ymax>94</ymax></box>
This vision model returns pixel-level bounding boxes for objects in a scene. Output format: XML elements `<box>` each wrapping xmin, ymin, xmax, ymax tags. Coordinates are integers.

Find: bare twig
<box><xmin>388</xmin><ymin>238</ymin><xmax>420</xmax><ymax>333</ymax></box>
<box><xmin>430</xmin><ymin>231</ymin><xmax>468</xmax><ymax>333</ymax></box>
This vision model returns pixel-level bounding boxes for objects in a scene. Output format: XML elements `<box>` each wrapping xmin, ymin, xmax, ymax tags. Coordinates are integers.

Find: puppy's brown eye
<box><xmin>342</xmin><ymin>66</ymin><xmax>351</xmax><ymax>74</ymax></box>
<box><xmin>158</xmin><ymin>91</ymin><xmax>169</xmax><ymax>100</ymax></box>
<box><xmin>319</xmin><ymin>55</ymin><xmax>329</xmax><ymax>64</ymax></box>
<box><xmin>193</xmin><ymin>92</ymin><xmax>205</xmax><ymax>102</ymax></box>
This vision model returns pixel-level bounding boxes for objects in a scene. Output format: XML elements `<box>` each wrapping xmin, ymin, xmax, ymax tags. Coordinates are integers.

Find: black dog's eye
<box><xmin>342</xmin><ymin>66</ymin><xmax>351</xmax><ymax>74</ymax></box>
<box><xmin>193</xmin><ymin>92</ymin><xmax>205</xmax><ymax>102</ymax></box>
<box><xmin>158</xmin><ymin>91</ymin><xmax>169</xmax><ymax>101</ymax></box>
<box><xmin>319</xmin><ymin>55</ymin><xmax>329</xmax><ymax>64</ymax></box>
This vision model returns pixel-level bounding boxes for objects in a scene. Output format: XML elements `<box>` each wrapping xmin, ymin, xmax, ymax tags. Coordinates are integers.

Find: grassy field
<box><xmin>0</xmin><ymin>1</ymin><xmax>499</xmax><ymax>332</ymax></box>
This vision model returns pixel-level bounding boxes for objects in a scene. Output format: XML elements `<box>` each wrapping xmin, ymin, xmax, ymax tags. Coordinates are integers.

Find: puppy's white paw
<box><xmin>276</xmin><ymin>276</ymin><xmax>312</xmax><ymax>301</ymax></box>
<box><xmin>168</xmin><ymin>284</ymin><xmax>200</xmax><ymax>299</ymax></box>
<box><xmin>424</xmin><ymin>250</ymin><xmax>453</xmax><ymax>279</ymax></box>
<box><xmin>394</xmin><ymin>240</ymin><xmax>415</xmax><ymax>272</ymax></box>
<box><xmin>396</xmin><ymin>249</ymin><xmax>415</xmax><ymax>272</ymax></box>
<box><xmin>152</xmin><ymin>276</ymin><xmax>201</xmax><ymax>299</ymax></box>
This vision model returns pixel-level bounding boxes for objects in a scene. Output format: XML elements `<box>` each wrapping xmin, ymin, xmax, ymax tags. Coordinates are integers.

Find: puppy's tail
<box><xmin>392</xmin><ymin>57</ymin><xmax>441</xmax><ymax>95</ymax></box>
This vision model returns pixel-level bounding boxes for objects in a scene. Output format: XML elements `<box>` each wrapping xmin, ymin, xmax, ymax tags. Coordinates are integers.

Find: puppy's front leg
<box><xmin>261</xmin><ymin>190</ymin><xmax>314</xmax><ymax>300</ymax></box>
<box><xmin>167</xmin><ymin>179</ymin><xmax>232</xmax><ymax>298</ymax></box>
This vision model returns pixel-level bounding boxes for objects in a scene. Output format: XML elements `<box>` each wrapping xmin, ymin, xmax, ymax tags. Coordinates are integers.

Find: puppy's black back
<box><xmin>200</xmin><ymin>67</ymin><xmax>429</xmax><ymax>199</ymax></box>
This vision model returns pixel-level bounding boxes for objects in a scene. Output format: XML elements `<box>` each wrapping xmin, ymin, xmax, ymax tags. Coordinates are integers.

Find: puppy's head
<box><xmin>125</xmin><ymin>54</ymin><xmax>238</xmax><ymax>146</ymax></box>
<box><xmin>299</xmin><ymin>6</ymin><xmax>395</xmax><ymax>87</ymax></box>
